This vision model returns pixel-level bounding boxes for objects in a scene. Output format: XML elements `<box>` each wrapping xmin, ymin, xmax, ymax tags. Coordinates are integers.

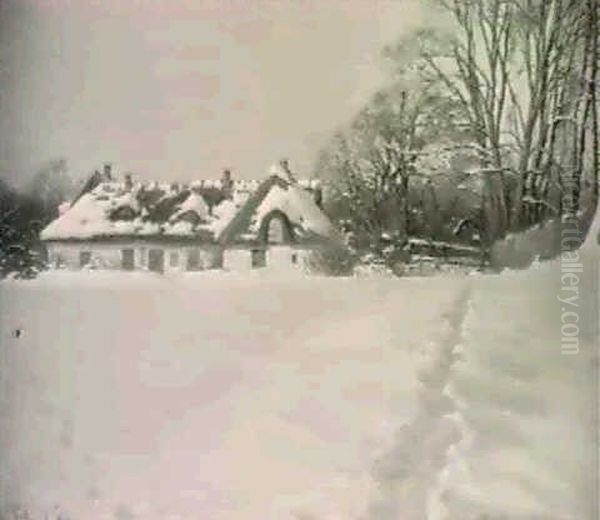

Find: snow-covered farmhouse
<box><xmin>40</xmin><ymin>163</ymin><xmax>340</xmax><ymax>273</ymax></box>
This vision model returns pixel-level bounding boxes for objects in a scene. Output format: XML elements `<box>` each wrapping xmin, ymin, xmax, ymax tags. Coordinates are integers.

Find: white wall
<box><xmin>46</xmin><ymin>241</ymin><xmax>222</xmax><ymax>271</ymax></box>
<box><xmin>222</xmin><ymin>246</ymin><xmax>312</xmax><ymax>272</ymax></box>
<box><xmin>265</xmin><ymin>246</ymin><xmax>310</xmax><ymax>272</ymax></box>
<box><xmin>46</xmin><ymin>241</ymin><xmax>316</xmax><ymax>273</ymax></box>
<box><xmin>223</xmin><ymin>249</ymin><xmax>253</xmax><ymax>271</ymax></box>
<box><xmin>47</xmin><ymin>242</ymin><xmax>122</xmax><ymax>270</ymax></box>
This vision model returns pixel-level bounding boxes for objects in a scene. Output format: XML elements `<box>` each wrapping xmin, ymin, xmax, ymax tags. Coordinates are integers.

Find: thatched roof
<box><xmin>218</xmin><ymin>175</ymin><xmax>340</xmax><ymax>247</ymax></box>
<box><xmin>41</xmin><ymin>171</ymin><xmax>337</xmax><ymax>247</ymax></box>
<box><xmin>41</xmin><ymin>182</ymin><xmax>228</xmax><ymax>242</ymax></box>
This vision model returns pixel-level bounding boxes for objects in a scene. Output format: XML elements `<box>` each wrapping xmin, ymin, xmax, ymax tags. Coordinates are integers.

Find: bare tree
<box><xmin>388</xmin><ymin>0</ymin><xmax>598</xmax><ymax>234</ymax></box>
<box><xmin>317</xmin><ymin>87</ymin><xmax>422</xmax><ymax>253</ymax></box>
<box><xmin>318</xmin><ymin>78</ymin><xmax>468</xmax><ymax>252</ymax></box>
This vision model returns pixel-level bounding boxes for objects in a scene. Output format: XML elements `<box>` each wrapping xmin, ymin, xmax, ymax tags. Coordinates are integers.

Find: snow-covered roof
<box><xmin>41</xmin><ymin>175</ymin><xmax>333</xmax><ymax>246</ymax></box>
<box><xmin>218</xmin><ymin>175</ymin><xmax>340</xmax><ymax>246</ymax></box>
<box><xmin>41</xmin><ymin>181</ymin><xmax>232</xmax><ymax>242</ymax></box>
<box><xmin>169</xmin><ymin>192</ymin><xmax>210</xmax><ymax>222</ymax></box>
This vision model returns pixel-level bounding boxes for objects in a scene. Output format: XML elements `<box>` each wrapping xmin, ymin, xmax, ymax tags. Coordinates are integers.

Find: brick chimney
<box><xmin>279</xmin><ymin>158</ymin><xmax>297</xmax><ymax>183</ymax></box>
<box><xmin>103</xmin><ymin>163</ymin><xmax>112</xmax><ymax>180</ymax></box>
<box><xmin>221</xmin><ymin>168</ymin><xmax>234</xmax><ymax>199</ymax></box>
<box><xmin>313</xmin><ymin>184</ymin><xmax>323</xmax><ymax>209</ymax></box>
<box><xmin>124</xmin><ymin>173</ymin><xmax>133</xmax><ymax>191</ymax></box>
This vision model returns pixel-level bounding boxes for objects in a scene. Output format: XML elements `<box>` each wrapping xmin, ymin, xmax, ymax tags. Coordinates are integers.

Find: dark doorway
<box><xmin>187</xmin><ymin>249</ymin><xmax>201</xmax><ymax>271</ymax></box>
<box><xmin>79</xmin><ymin>251</ymin><xmax>92</xmax><ymax>267</ymax></box>
<box><xmin>121</xmin><ymin>249</ymin><xmax>135</xmax><ymax>270</ymax></box>
<box><xmin>148</xmin><ymin>249</ymin><xmax>164</xmax><ymax>273</ymax></box>
<box><xmin>251</xmin><ymin>248</ymin><xmax>266</xmax><ymax>268</ymax></box>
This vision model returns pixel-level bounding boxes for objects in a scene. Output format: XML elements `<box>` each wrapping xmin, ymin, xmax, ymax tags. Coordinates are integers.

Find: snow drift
<box><xmin>0</xmin><ymin>235</ymin><xmax>597</xmax><ymax>519</ymax></box>
<box><xmin>0</xmin><ymin>273</ymin><xmax>458</xmax><ymax>519</ymax></box>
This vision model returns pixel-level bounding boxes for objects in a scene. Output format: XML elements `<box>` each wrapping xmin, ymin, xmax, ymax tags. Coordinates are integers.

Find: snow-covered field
<box><xmin>0</xmin><ymin>250</ymin><xmax>597</xmax><ymax>519</ymax></box>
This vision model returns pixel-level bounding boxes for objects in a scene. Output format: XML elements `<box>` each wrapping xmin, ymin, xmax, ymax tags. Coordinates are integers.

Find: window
<box><xmin>169</xmin><ymin>251</ymin><xmax>179</xmax><ymax>267</ymax></box>
<box><xmin>267</xmin><ymin>217</ymin><xmax>285</xmax><ymax>244</ymax></box>
<box><xmin>121</xmin><ymin>249</ymin><xmax>135</xmax><ymax>270</ymax></box>
<box><xmin>179</xmin><ymin>210</ymin><xmax>202</xmax><ymax>226</ymax></box>
<box><xmin>139</xmin><ymin>247</ymin><xmax>147</xmax><ymax>267</ymax></box>
<box><xmin>110</xmin><ymin>205</ymin><xmax>137</xmax><ymax>221</ymax></box>
<box><xmin>79</xmin><ymin>251</ymin><xmax>92</xmax><ymax>267</ymax></box>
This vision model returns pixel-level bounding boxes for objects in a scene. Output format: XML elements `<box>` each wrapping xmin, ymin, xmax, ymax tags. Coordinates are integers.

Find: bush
<box><xmin>0</xmin><ymin>241</ymin><xmax>47</xmax><ymax>280</ymax></box>
<box><xmin>305</xmin><ymin>244</ymin><xmax>357</xmax><ymax>276</ymax></box>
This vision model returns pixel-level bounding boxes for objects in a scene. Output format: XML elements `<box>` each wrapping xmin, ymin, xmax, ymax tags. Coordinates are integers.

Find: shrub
<box><xmin>305</xmin><ymin>244</ymin><xmax>357</xmax><ymax>276</ymax></box>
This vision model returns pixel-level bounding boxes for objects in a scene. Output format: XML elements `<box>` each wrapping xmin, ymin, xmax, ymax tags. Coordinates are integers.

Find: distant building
<box><xmin>40</xmin><ymin>165</ymin><xmax>339</xmax><ymax>273</ymax></box>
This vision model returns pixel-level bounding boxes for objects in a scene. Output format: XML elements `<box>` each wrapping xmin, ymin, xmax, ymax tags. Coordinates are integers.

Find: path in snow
<box><xmin>364</xmin><ymin>260</ymin><xmax>596</xmax><ymax>520</ymax></box>
<box><xmin>365</xmin><ymin>284</ymin><xmax>472</xmax><ymax>520</ymax></box>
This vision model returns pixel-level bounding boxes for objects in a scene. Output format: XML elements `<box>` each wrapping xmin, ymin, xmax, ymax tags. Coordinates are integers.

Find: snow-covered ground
<box><xmin>0</xmin><ymin>243</ymin><xmax>597</xmax><ymax>519</ymax></box>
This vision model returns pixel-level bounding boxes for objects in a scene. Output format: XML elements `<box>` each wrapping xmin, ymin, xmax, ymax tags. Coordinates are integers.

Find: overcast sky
<box><xmin>0</xmin><ymin>0</ymin><xmax>424</xmax><ymax>186</ymax></box>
